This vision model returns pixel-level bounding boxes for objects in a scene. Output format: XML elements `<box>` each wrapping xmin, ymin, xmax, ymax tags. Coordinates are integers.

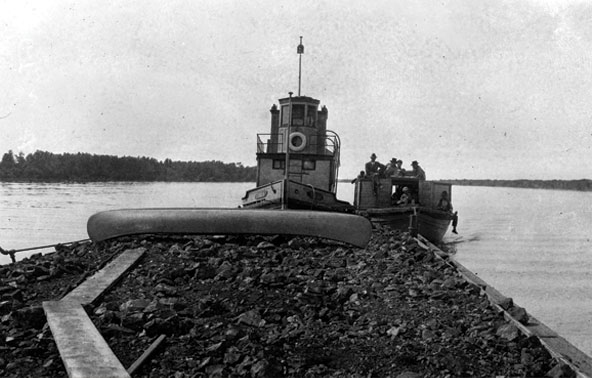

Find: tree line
<box><xmin>441</xmin><ymin>179</ymin><xmax>592</xmax><ymax>191</ymax></box>
<box><xmin>0</xmin><ymin>150</ymin><xmax>256</xmax><ymax>182</ymax></box>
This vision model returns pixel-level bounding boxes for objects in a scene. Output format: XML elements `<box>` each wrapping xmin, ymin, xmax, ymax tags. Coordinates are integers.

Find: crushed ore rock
<box><xmin>0</xmin><ymin>230</ymin><xmax>574</xmax><ymax>377</ymax></box>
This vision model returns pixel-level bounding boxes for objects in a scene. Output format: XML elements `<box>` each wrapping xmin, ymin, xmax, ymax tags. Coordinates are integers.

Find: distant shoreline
<box><xmin>339</xmin><ymin>178</ymin><xmax>592</xmax><ymax>191</ymax></box>
<box><xmin>0</xmin><ymin>150</ymin><xmax>256</xmax><ymax>182</ymax></box>
<box><xmin>440</xmin><ymin>179</ymin><xmax>592</xmax><ymax>191</ymax></box>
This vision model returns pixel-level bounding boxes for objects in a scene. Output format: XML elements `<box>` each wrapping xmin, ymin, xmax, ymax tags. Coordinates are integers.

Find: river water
<box><xmin>444</xmin><ymin>185</ymin><xmax>592</xmax><ymax>358</ymax></box>
<box><xmin>1</xmin><ymin>181</ymin><xmax>591</xmax><ymax>356</ymax></box>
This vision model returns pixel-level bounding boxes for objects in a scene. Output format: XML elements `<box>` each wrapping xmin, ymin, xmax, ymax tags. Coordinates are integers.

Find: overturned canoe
<box><xmin>87</xmin><ymin>208</ymin><xmax>372</xmax><ymax>248</ymax></box>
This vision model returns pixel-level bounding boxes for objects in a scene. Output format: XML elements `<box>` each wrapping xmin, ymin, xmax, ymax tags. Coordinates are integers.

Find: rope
<box><xmin>1</xmin><ymin>238</ymin><xmax>91</xmax><ymax>264</ymax></box>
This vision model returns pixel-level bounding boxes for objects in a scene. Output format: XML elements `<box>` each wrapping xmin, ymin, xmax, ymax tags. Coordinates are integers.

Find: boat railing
<box><xmin>256</xmin><ymin>133</ymin><xmax>339</xmax><ymax>157</ymax></box>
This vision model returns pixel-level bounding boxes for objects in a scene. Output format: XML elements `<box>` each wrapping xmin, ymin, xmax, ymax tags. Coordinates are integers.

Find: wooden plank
<box><xmin>525</xmin><ymin>314</ymin><xmax>559</xmax><ymax>338</ymax></box>
<box><xmin>63</xmin><ymin>248</ymin><xmax>146</xmax><ymax>305</ymax></box>
<box><xmin>43</xmin><ymin>301</ymin><xmax>130</xmax><ymax>378</ymax></box>
<box><xmin>542</xmin><ymin>337</ymin><xmax>592</xmax><ymax>377</ymax></box>
<box><xmin>87</xmin><ymin>209</ymin><xmax>372</xmax><ymax>248</ymax></box>
<box><xmin>127</xmin><ymin>334</ymin><xmax>166</xmax><ymax>375</ymax></box>
<box><xmin>451</xmin><ymin>257</ymin><xmax>560</xmax><ymax>339</ymax></box>
<box><xmin>448</xmin><ymin>257</ymin><xmax>489</xmax><ymax>289</ymax></box>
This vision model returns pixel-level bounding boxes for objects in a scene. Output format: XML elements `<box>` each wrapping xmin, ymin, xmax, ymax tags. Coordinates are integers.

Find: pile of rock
<box><xmin>0</xmin><ymin>227</ymin><xmax>576</xmax><ymax>377</ymax></box>
<box><xmin>0</xmin><ymin>240</ymin><xmax>139</xmax><ymax>377</ymax></box>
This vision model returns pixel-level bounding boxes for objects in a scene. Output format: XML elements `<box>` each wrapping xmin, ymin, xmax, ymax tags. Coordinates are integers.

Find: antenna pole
<box><xmin>297</xmin><ymin>36</ymin><xmax>304</xmax><ymax>96</ymax></box>
<box><xmin>282</xmin><ymin>92</ymin><xmax>293</xmax><ymax>210</ymax></box>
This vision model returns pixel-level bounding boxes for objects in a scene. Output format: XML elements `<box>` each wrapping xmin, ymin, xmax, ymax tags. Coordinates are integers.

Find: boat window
<box><xmin>307</xmin><ymin>105</ymin><xmax>317</xmax><ymax>127</ymax></box>
<box><xmin>302</xmin><ymin>160</ymin><xmax>316</xmax><ymax>170</ymax></box>
<box><xmin>281</xmin><ymin>105</ymin><xmax>289</xmax><ymax>126</ymax></box>
<box><xmin>291</xmin><ymin>104</ymin><xmax>305</xmax><ymax>126</ymax></box>
<box><xmin>273</xmin><ymin>160</ymin><xmax>285</xmax><ymax>169</ymax></box>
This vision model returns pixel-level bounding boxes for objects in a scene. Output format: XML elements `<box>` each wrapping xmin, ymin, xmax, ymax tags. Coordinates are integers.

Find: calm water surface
<box><xmin>0</xmin><ymin>182</ymin><xmax>253</xmax><ymax>262</ymax></box>
<box><xmin>1</xmin><ymin>182</ymin><xmax>591</xmax><ymax>356</ymax></box>
<box><xmin>443</xmin><ymin>186</ymin><xmax>592</xmax><ymax>357</ymax></box>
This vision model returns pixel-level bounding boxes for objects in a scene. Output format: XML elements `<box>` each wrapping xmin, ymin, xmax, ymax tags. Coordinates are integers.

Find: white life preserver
<box><xmin>289</xmin><ymin>132</ymin><xmax>307</xmax><ymax>152</ymax></box>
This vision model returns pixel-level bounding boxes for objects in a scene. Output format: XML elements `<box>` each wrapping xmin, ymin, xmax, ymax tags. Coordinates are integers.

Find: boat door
<box><xmin>287</xmin><ymin>159</ymin><xmax>304</xmax><ymax>183</ymax></box>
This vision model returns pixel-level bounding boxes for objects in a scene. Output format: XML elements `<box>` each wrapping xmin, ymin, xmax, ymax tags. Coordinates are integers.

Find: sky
<box><xmin>1</xmin><ymin>0</ymin><xmax>592</xmax><ymax>180</ymax></box>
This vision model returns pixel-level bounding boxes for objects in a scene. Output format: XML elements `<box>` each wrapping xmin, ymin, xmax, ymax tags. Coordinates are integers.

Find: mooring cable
<box><xmin>0</xmin><ymin>238</ymin><xmax>91</xmax><ymax>264</ymax></box>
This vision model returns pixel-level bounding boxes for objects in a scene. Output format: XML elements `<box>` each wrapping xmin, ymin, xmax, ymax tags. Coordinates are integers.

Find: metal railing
<box><xmin>256</xmin><ymin>133</ymin><xmax>339</xmax><ymax>156</ymax></box>
<box><xmin>255</xmin><ymin>131</ymin><xmax>341</xmax><ymax>193</ymax></box>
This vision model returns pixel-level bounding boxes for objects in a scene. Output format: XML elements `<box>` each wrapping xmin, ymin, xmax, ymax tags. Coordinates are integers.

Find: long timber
<box><xmin>43</xmin><ymin>301</ymin><xmax>130</xmax><ymax>378</ymax></box>
<box><xmin>63</xmin><ymin>247</ymin><xmax>146</xmax><ymax>305</ymax></box>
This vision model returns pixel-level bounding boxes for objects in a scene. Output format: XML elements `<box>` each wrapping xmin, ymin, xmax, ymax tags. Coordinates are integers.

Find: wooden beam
<box><xmin>127</xmin><ymin>335</ymin><xmax>166</xmax><ymax>376</ymax></box>
<box><xmin>43</xmin><ymin>301</ymin><xmax>130</xmax><ymax>378</ymax></box>
<box><xmin>63</xmin><ymin>248</ymin><xmax>145</xmax><ymax>305</ymax></box>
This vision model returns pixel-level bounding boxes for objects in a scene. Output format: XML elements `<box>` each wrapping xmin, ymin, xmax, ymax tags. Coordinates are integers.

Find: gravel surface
<box><xmin>0</xmin><ymin>226</ymin><xmax>577</xmax><ymax>377</ymax></box>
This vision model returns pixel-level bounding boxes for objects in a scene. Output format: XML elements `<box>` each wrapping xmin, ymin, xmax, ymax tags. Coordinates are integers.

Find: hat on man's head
<box><xmin>402</xmin><ymin>187</ymin><xmax>409</xmax><ymax>192</ymax></box>
<box><xmin>390</xmin><ymin>157</ymin><xmax>397</xmax><ymax>163</ymax></box>
<box><xmin>370</xmin><ymin>153</ymin><xmax>377</xmax><ymax>159</ymax></box>
<box><xmin>411</xmin><ymin>160</ymin><xmax>418</xmax><ymax>166</ymax></box>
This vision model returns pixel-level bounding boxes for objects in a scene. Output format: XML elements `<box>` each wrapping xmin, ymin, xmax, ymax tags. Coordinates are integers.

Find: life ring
<box><xmin>289</xmin><ymin>132</ymin><xmax>307</xmax><ymax>151</ymax></box>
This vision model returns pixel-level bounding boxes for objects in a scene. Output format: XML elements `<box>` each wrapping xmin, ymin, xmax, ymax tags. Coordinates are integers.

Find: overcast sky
<box><xmin>1</xmin><ymin>0</ymin><xmax>592</xmax><ymax>180</ymax></box>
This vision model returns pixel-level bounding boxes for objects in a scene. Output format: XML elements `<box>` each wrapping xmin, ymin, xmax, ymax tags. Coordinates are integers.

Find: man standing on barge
<box><xmin>411</xmin><ymin>160</ymin><xmax>426</xmax><ymax>180</ymax></box>
<box><xmin>365</xmin><ymin>153</ymin><xmax>385</xmax><ymax>177</ymax></box>
<box><xmin>365</xmin><ymin>153</ymin><xmax>385</xmax><ymax>195</ymax></box>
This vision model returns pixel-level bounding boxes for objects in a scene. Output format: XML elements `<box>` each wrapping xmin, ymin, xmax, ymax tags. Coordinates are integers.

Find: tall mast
<box><xmin>283</xmin><ymin>38</ymin><xmax>304</xmax><ymax>209</ymax></box>
<box><xmin>282</xmin><ymin>92</ymin><xmax>293</xmax><ymax>210</ymax></box>
<box><xmin>297</xmin><ymin>36</ymin><xmax>304</xmax><ymax>96</ymax></box>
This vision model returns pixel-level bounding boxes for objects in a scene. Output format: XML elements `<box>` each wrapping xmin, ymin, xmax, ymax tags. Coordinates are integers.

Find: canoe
<box><xmin>87</xmin><ymin>208</ymin><xmax>372</xmax><ymax>248</ymax></box>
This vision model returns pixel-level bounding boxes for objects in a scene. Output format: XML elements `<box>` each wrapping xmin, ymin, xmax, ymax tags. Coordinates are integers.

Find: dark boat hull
<box><xmin>87</xmin><ymin>208</ymin><xmax>371</xmax><ymax>248</ymax></box>
<box><xmin>417</xmin><ymin>208</ymin><xmax>453</xmax><ymax>244</ymax></box>
<box><xmin>361</xmin><ymin>206</ymin><xmax>452</xmax><ymax>244</ymax></box>
<box><xmin>242</xmin><ymin>180</ymin><xmax>354</xmax><ymax>213</ymax></box>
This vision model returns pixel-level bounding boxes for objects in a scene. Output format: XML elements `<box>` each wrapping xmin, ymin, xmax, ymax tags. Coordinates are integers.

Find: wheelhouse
<box><xmin>255</xmin><ymin>95</ymin><xmax>341</xmax><ymax>193</ymax></box>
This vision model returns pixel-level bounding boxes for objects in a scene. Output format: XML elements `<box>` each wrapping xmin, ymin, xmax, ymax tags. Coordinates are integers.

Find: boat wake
<box><xmin>444</xmin><ymin>233</ymin><xmax>481</xmax><ymax>246</ymax></box>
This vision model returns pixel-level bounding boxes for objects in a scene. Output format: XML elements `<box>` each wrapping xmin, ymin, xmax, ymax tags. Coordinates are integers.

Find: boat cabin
<box><xmin>354</xmin><ymin>177</ymin><xmax>452</xmax><ymax>210</ymax></box>
<box><xmin>255</xmin><ymin>95</ymin><xmax>340</xmax><ymax>193</ymax></box>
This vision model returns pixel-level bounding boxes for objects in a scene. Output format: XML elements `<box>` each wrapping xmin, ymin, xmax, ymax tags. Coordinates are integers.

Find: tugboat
<box><xmin>241</xmin><ymin>38</ymin><xmax>353</xmax><ymax>212</ymax></box>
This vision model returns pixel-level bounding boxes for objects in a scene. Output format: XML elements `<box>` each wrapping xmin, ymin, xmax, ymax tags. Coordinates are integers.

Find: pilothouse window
<box><xmin>281</xmin><ymin>105</ymin><xmax>289</xmax><ymax>125</ymax></box>
<box><xmin>291</xmin><ymin>104</ymin><xmax>305</xmax><ymax>126</ymax></box>
<box><xmin>307</xmin><ymin>105</ymin><xmax>317</xmax><ymax>126</ymax></box>
<box><xmin>281</xmin><ymin>103</ymin><xmax>316</xmax><ymax>127</ymax></box>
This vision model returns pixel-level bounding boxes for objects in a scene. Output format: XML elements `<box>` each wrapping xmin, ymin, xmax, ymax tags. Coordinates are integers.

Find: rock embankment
<box><xmin>0</xmin><ymin>226</ymin><xmax>576</xmax><ymax>377</ymax></box>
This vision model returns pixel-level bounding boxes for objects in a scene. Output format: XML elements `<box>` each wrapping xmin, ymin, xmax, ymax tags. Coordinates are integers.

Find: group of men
<box><xmin>350</xmin><ymin>153</ymin><xmax>426</xmax><ymax>201</ymax></box>
<box><xmin>364</xmin><ymin>153</ymin><xmax>426</xmax><ymax>180</ymax></box>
